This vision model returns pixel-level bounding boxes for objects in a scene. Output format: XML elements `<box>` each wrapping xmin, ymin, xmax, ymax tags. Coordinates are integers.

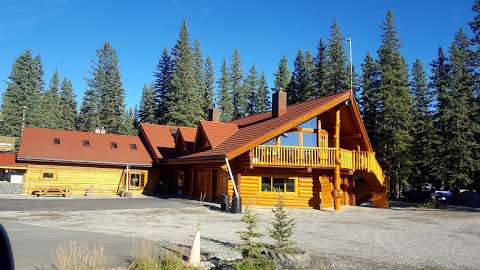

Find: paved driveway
<box><xmin>0</xmin><ymin>196</ymin><xmax>201</xmax><ymax>211</ymax></box>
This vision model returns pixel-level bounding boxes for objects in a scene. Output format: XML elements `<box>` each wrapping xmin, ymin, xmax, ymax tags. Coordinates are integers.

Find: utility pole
<box><xmin>347</xmin><ymin>37</ymin><xmax>353</xmax><ymax>90</ymax></box>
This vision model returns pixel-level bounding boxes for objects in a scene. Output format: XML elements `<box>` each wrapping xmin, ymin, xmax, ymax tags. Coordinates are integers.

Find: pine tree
<box><xmin>164</xmin><ymin>20</ymin><xmax>203</xmax><ymax>126</ymax></box>
<box><xmin>376</xmin><ymin>10</ymin><xmax>413</xmax><ymax>198</ymax></box>
<box><xmin>120</xmin><ymin>108</ymin><xmax>136</xmax><ymax>135</ymax></box>
<box><xmin>238</xmin><ymin>206</ymin><xmax>264</xmax><ymax>259</ymax></box>
<box><xmin>87</xmin><ymin>42</ymin><xmax>126</xmax><ymax>133</ymax></box>
<box><xmin>38</xmin><ymin>70</ymin><xmax>61</xmax><ymax>129</ymax></box>
<box><xmin>439</xmin><ymin>29</ymin><xmax>478</xmax><ymax>188</ymax></box>
<box><xmin>153</xmin><ymin>48</ymin><xmax>173</xmax><ymax>124</ymax></box>
<box><xmin>287</xmin><ymin>50</ymin><xmax>314</xmax><ymax>104</ymax></box>
<box><xmin>138</xmin><ymin>84</ymin><xmax>156</xmax><ymax>124</ymax></box>
<box><xmin>193</xmin><ymin>39</ymin><xmax>207</xmax><ymax>114</ymax></box>
<box><xmin>326</xmin><ymin>20</ymin><xmax>349</xmax><ymax>94</ymax></box>
<box><xmin>314</xmin><ymin>39</ymin><xmax>328</xmax><ymax>97</ymax></box>
<box><xmin>257</xmin><ymin>72</ymin><xmax>270</xmax><ymax>113</ymax></box>
<box><xmin>230</xmin><ymin>49</ymin><xmax>247</xmax><ymax>118</ymax></box>
<box><xmin>218</xmin><ymin>59</ymin><xmax>233</xmax><ymax>121</ymax></box>
<box><xmin>410</xmin><ymin>59</ymin><xmax>436</xmax><ymax>186</ymax></box>
<box><xmin>0</xmin><ymin>50</ymin><xmax>43</xmax><ymax>137</ymax></box>
<box><xmin>59</xmin><ymin>78</ymin><xmax>77</xmax><ymax>130</ymax></box>
<box><xmin>360</xmin><ymin>53</ymin><xmax>381</xmax><ymax>149</ymax></box>
<box><xmin>268</xmin><ymin>196</ymin><xmax>296</xmax><ymax>253</ymax></box>
<box><xmin>246</xmin><ymin>65</ymin><xmax>259</xmax><ymax>115</ymax></box>
<box><xmin>430</xmin><ymin>47</ymin><xmax>450</xmax><ymax>186</ymax></box>
<box><xmin>274</xmin><ymin>56</ymin><xmax>290</xmax><ymax>92</ymax></box>
<box><xmin>77</xmin><ymin>88</ymin><xmax>99</xmax><ymax>132</ymax></box>
<box><xmin>203</xmin><ymin>57</ymin><xmax>215</xmax><ymax>115</ymax></box>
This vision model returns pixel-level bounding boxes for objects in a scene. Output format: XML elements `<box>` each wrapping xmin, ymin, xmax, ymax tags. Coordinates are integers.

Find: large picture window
<box><xmin>261</xmin><ymin>176</ymin><xmax>295</xmax><ymax>192</ymax></box>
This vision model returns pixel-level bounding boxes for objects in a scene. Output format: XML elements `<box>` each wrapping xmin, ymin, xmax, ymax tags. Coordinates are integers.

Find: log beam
<box><xmin>333</xmin><ymin>107</ymin><xmax>343</xmax><ymax>210</ymax></box>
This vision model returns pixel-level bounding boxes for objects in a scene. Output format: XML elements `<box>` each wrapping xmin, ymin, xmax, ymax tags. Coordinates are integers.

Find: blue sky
<box><xmin>0</xmin><ymin>0</ymin><xmax>474</xmax><ymax>109</ymax></box>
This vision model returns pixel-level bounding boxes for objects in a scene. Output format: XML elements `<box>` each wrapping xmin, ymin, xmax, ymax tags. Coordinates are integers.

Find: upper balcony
<box><xmin>250</xmin><ymin>144</ymin><xmax>385</xmax><ymax>185</ymax></box>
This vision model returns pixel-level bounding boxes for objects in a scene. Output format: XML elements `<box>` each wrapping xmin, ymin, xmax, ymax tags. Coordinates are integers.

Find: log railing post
<box><xmin>333</xmin><ymin>108</ymin><xmax>342</xmax><ymax>210</ymax></box>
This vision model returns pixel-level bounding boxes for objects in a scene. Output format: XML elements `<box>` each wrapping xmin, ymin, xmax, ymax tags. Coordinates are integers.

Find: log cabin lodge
<box><xmin>0</xmin><ymin>90</ymin><xmax>388</xmax><ymax>210</ymax></box>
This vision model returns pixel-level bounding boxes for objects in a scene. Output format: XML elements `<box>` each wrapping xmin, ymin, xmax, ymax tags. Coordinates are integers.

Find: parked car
<box><xmin>402</xmin><ymin>183</ymin><xmax>436</xmax><ymax>202</ymax></box>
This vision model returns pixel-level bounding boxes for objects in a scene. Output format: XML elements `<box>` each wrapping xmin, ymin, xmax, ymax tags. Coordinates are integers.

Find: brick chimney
<box><xmin>208</xmin><ymin>108</ymin><xmax>222</xmax><ymax>122</ymax></box>
<box><xmin>272</xmin><ymin>90</ymin><xmax>287</xmax><ymax>117</ymax></box>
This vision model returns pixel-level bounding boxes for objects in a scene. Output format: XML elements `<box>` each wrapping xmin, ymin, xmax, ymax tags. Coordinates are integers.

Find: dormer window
<box><xmin>130</xmin><ymin>143</ymin><xmax>137</xmax><ymax>151</ymax></box>
<box><xmin>53</xmin><ymin>138</ymin><xmax>60</xmax><ymax>145</ymax></box>
<box><xmin>82</xmin><ymin>140</ymin><xmax>90</xmax><ymax>147</ymax></box>
<box><xmin>110</xmin><ymin>142</ymin><xmax>118</xmax><ymax>149</ymax></box>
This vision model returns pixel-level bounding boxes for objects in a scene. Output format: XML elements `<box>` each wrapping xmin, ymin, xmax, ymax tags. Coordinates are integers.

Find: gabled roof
<box><xmin>17</xmin><ymin>128</ymin><xmax>152</xmax><ymax>167</ymax></box>
<box><xmin>139</xmin><ymin>123</ymin><xmax>177</xmax><ymax>160</ymax></box>
<box><xmin>0</xmin><ymin>153</ymin><xmax>26</xmax><ymax>169</ymax></box>
<box><xmin>170</xmin><ymin>90</ymin><xmax>369</xmax><ymax>163</ymax></box>
<box><xmin>197</xmin><ymin>120</ymin><xmax>239</xmax><ymax>149</ymax></box>
<box><xmin>177</xmin><ymin>127</ymin><xmax>197</xmax><ymax>143</ymax></box>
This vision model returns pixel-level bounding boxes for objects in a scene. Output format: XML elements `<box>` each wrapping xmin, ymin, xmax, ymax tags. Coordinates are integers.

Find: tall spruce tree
<box><xmin>430</xmin><ymin>47</ymin><xmax>451</xmax><ymax>186</ymax></box>
<box><xmin>246</xmin><ymin>65</ymin><xmax>259</xmax><ymax>115</ymax></box>
<box><xmin>203</xmin><ymin>57</ymin><xmax>215</xmax><ymax>115</ymax></box>
<box><xmin>38</xmin><ymin>70</ymin><xmax>61</xmax><ymax>129</ymax></box>
<box><xmin>410</xmin><ymin>59</ymin><xmax>436</xmax><ymax>185</ymax></box>
<box><xmin>469</xmin><ymin>0</ymin><xmax>480</xmax><ymax>189</ymax></box>
<box><xmin>326</xmin><ymin>20</ymin><xmax>349</xmax><ymax>94</ymax></box>
<box><xmin>274</xmin><ymin>56</ymin><xmax>291</xmax><ymax>92</ymax></box>
<box><xmin>153</xmin><ymin>48</ymin><xmax>173</xmax><ymax>124</ymax></box>
<box><xmin>230</xmin><ymin>49</ymin><xmax>247</xmax><ymax>118</ymax></box>
<box><xmin>376</xmin><ymin>10</ymin><xmax>413</xmax><ymax>198</ymax></box>
<box><xmin>59</xmin><ymin>78</ymin><xmax>77</xmax><ymax>130</ymax></box>
<box><xmin>287</xmin><ymin>50</ymin><xmax>314</xmax><ymax>104</ymax></box>
<box><xmin>0</xmin><ymin>50</ymin><xmax>43</xmax><ymax>137</ymax></box>
<box><xmin>360</xmin><ymin>53</ymin><xmax>381</xmax><ymax>149</ymax></box>
<box><xmin>218</xmin><ymin>59</ymin><xmax>233</xmax><ymax>121</ymax></box>
<box><xmin>77</xmin><ymin>88</ymin><xmax>99</xmax><ymax>132</ymax></box>
<box><xmin>257</xmin><ymin>72</ymin><xmax>270</xmax><ymax>113</ymax></box>
<box><xmin>87</xmin><ymin>42</ymin><xmax>126</xmax><ymax>133</ymax></box>
<box><xmin>314</xmin><ymin>39</ymin><xmax>328</xmax><ymax>97</ymax></box>
<box><xmin>164</xmin><ymin>20</ymin><xmax>203</xmax><ymax>126</ymax></box>
<box><xmin>120</xmin><ymin>108</ymin><xmax>136</xmax><ymax>135</ymax></box>
<box><xmin>440</xmin><ymin>29</ymin><xmax>478</xmax><ymax>188</ymax></box>
<box><xmin>138</xmin><ymin>84</ymin><xmax>156</xmax><ymax>124</ymax></box>
<box><xmin>193</xmin><ymin>39</ymin><xmax>207</xmax><ymax>114</ymax></box>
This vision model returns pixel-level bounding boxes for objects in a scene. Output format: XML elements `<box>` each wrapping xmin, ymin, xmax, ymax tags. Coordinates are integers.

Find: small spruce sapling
<box><xmin>238</xmin><ymin>205</ymin><xmax>264</xmax><ymax>259</ymax></box>
<box><xmin>268</xmin><ymin>196</ymin><xmax>296</xmax><ymax>253</ymax></box>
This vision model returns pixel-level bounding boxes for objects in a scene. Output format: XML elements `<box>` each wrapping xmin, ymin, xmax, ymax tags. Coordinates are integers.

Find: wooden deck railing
<box><xmin>251</xmin><ymin>144</ymin><xmax>385</xmax><ymax>186</ymax></box>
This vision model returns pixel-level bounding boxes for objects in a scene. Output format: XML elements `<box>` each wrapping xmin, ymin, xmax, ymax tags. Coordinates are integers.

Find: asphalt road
<box><xmin>0</xmin><ymin>196</ymin><xmax>200</xmax><ymax>211</ymax></box>
<box><xmin>2</xmin><ymin>221</ymin><xmax>135</xmax><ymax>270</ymax></box>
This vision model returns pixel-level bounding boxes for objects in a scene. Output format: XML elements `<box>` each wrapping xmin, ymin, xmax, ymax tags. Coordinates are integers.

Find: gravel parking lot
<box><xmin>0</xmin><ymin>197</ymin><xmax>479</xmax><ymax>270</ymax></box>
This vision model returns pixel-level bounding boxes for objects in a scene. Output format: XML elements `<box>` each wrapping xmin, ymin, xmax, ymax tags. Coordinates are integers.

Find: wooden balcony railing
<box><xmin>251</xmin><ymin>144</ymin><xmax>385</xmax><ymax>185</ymax></box>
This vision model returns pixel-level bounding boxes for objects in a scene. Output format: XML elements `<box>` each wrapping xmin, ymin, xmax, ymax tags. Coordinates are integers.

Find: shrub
<box><xmin>53</xmin><ymin>241</ymin><xmax>107</xmax><ymax>270</ymax></box>
<box><xmin>129</xmin><ymin>239</ymin><xmax>199</xmax><ymax>270</ymax></box>
<box><xmin>268</xmin><ymin>195</ymin><xmax>296</xmax><ymax>253</ymax></box>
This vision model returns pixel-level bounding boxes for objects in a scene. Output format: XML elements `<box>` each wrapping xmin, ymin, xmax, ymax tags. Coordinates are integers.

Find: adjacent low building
<box><xmin>16</xmin><ymin>128</ymin><xmax>153</xmax><ymax>196</ymax></box>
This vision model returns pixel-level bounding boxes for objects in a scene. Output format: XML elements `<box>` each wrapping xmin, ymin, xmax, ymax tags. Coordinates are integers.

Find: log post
<box><xmin>333</xmin><ymin>108</ymin><xmax>342</xmax><ymax>210</ymax></box>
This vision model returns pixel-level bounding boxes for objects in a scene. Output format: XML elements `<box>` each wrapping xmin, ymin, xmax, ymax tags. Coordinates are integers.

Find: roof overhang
<box><xmin>17</xmin><ymin>157</ymin><xmax>152</xmax><ymax>168</ymax></box>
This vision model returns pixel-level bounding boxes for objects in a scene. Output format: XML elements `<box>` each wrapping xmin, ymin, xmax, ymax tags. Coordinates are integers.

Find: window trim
<box><xmin>41</xmin><ymin>171</ymin><xmax>56</xmax><ymax>180</ymax></box>
<box><xmin>126</xmin><ymin>171</ymin><xmax>146</xmax><ymax>190</ymax></box>
<box><xmin>259</xmin><ymin>176</ymin><xmax>298</xmax><ymax>195</ymax></box>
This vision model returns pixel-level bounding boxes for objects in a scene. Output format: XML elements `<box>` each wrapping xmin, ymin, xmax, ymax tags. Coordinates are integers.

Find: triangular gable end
<box><xmin>225</xmin><ymin>90</ymin><xmax>373</xmax><ymax>160</ymax></box>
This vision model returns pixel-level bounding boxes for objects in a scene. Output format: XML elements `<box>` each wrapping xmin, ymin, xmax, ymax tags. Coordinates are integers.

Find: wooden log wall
<box><xmin>23</xmin><ymin>163</ymin><xmax>149</xmax><ymax>196</ymax></box>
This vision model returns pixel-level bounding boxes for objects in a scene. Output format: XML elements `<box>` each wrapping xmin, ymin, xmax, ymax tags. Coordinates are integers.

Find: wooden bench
<box><xmin>32</xmin><ymin>187</ymin><xmax>70</xmax><ymax>197</ymax></box>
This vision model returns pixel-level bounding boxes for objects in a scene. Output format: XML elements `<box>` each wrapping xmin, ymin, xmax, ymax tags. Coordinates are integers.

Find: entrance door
<box><xmin>211</xmin><ymin>169</ymin><xmax>218</xmax><ymax>202</ymax></box>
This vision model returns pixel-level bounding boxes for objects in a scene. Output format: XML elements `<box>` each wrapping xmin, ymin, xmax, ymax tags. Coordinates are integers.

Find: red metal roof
<box><xmin>139</xmin><ymin>123</ymin><xmax>177</xmax><ymax>160</ymax></box>
<box><xmin>177</xmin><ymin>127</ymin><xmax>197</xmax><ymax>143</ymax></box>
<box><xmin>17</xmin><ymin>128</ymin><xmax>152</xmax><ymax>167</ymax></box>
<box><xmin>0</xmin><ymin>153</ymin><xmax>26</xmax><ymax>168</ymax></box>
<box><xmin>198</xmin><ymin>120</ymin><xmax>239</xmax><ymax>149</ymax></box>
<box><xmin>172</xmin><ymin>90</ymin><xmax>355</xmax><ymax>162</ymax></box>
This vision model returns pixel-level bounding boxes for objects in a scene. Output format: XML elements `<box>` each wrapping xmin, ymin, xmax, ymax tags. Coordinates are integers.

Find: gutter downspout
<box><xmin>125</xmin><ymin>164</ymin><xmax>129</xmax><ymax>193</ymax></box>
<box><xmin>224</xmin><ymin>157</ymin><xmax>239</xmax><ymax>198</ymax></box>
